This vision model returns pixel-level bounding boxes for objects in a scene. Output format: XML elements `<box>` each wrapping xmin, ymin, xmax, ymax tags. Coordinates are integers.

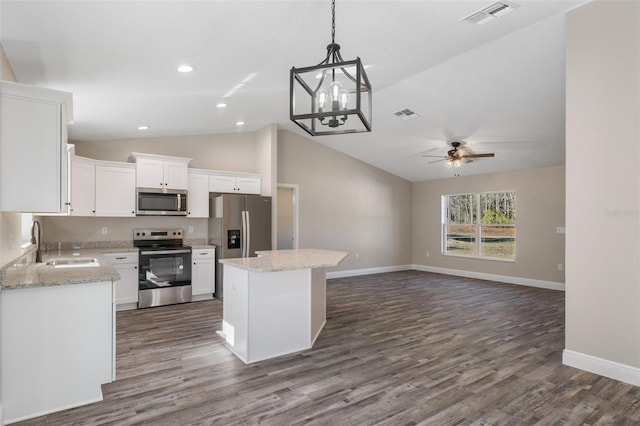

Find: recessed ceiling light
<box><xmin>236</xmin><ymin>121</ymin><xmax>245</xmax><ymax>126</ymax></box>
<box><xmin>216</xmin><ymin>102</ymin><xmax>228</xmax><ymax>108</ymax></box>
<box><xmin>177</xmin><ymin>64</ymin><xmax>194</xmax><ymax>73</ymax></box>
<box><xmin>137</xmin><ymin>125</ymin><xmax>150</xmax><ymax>130</ymax></box>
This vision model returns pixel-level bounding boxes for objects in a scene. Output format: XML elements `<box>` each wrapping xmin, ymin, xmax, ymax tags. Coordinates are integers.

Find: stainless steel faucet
<box><xmin>30</xmin><ymin>220</ymin><xmax>43</xmax><ymax>263</ymax></box>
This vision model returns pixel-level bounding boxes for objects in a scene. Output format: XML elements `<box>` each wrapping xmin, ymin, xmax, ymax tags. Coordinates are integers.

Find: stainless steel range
<box><xmin>134</xmin><ymin>229</ymin><xmax>192</xmax><ymax>308</ymax></box>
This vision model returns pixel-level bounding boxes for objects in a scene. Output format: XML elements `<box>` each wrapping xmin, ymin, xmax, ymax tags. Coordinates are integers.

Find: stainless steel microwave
<box><xmin>136</xmin><ymin>188</ymin><xmax>187</xmax><ymax>216</ymax></box>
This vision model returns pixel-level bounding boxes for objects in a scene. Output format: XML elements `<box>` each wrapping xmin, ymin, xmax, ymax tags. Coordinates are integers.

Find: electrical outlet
<box><xmin>426</xmin><ymin>251</ymin><xmax>430</xmax><ymax>258</ymax></box>
<box><xmin>557</xmin><ymin>263</ymin><xmax>563</xmax><ymax>271</ymax></box>
<box><xmin>101</xmin><ymin>227</ymin><xmax>108</xmax><ymax>235</ymax></box>
<box><xmin>188</xmin><ymin>226</ymin><xmax>194</xmax><ymax>233</ymax></box>
<box><xmin>355</xmin><ymin>253</ymin><xmax>360</xmax><ymax>259</ymax></box>
<box><xmin>556</xmin><ymin>227</ymin><xmax>565</xmax><ymax>234</ymax></box>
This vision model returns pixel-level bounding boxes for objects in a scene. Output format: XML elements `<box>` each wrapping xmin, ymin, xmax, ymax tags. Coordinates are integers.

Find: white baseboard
<box><xmin>4</xmin><ymin>394</ymin><xmax>103</xmax><ymax>425</ymax></box>
<box><xmin>326</xmin><ymin>265</ymin><xmax>412</xmax><ymax>279</ymax></box>
<box><xmin>563</xmin><ymin>349</ymin><xmax>640</xmax><ymax>387</ymax></box>
<box><xmin>411</xmin><ymin>264</ymin><xmax>565</xmax><ymax>291</ymax></box>
<box><xmin>326</xmin><ymin>264</ymin><xmax>564</xmax><ymax>292</ymax></box>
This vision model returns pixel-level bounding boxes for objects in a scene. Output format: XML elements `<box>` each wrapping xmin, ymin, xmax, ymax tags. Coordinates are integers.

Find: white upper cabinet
<box><xmin>95</xmin><ymin>162</ymin><xmax>136</xmax><ymax>217</ymax></box>
<box><xmin>130</xmin><ymin>153</ymin><xmax>191</xmax><ymax>190</ymax></box>
<box><xmin>69</xmin><ymin>156</ymin><xmax>96</xmax><ymax>216</ymax></box>
<box><xmin>187</xmin><ymin>171</ymin><xmax>210</xmax><ymax>218</ymax></box>
<box><xmin>210</xmin><ymin>173</ymin><xmax>261</xmax><ymax>195</ymax></box>
<box><xmin>0</xmin><ymin>82</ymin><xmax>73</xmax><ymax>212</ymax></box>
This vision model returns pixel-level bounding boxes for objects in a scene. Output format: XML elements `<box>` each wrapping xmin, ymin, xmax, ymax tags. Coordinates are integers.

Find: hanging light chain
<box><xmin>331</xmin><ymin>0</ymin><xmax>336</xmax><ymax>45</ymax></box>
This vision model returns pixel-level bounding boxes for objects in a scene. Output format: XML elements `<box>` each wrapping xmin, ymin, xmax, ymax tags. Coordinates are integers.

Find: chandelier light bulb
<box><xmin>453</xmin><ymin>159</ymin><xmax>462</xmax><ymax>168</ymax></box>
<box><xmin>339</xmin><ymin>90</ymin><xmax>349</xmax><ymax>110</ymax></box>
<box><xmin>317</xmin><ymin>90</ymin><xmax>328</xmax><ymax>112</ymax></box>
<box><xmin>330</xmin><ymin>81</ymin><xmax>343</xmax><ymax>102</ymax></box>
<box><xmin>446</xmin><ymin>160</ymin><xmax>453</xmax><ymax>168</ymax></box>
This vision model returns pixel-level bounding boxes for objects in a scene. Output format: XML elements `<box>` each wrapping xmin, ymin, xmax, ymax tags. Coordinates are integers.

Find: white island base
<box><xmin>220</xmin><ymin>249</ymin><xmax>348</xmax><ymax>364</ymax></box>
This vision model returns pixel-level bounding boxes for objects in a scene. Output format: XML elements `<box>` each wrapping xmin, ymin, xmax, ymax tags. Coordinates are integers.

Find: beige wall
<box><xmin>277</xmin><ymin>129</ymin><xmax>412</xmax><ymax>272</ymax></box>
<box><xmin>0</xmin><ymin>43</ymin><xmax>23</xmax><ymax>266</ymax></box>
<box><xmin>565</xmin><ymin>1</ymin><xmax>640</xmax><ymax>367</ymax></box>
<box><xmin>412</xmin><ymin>165</ymin><xmax>565</xmax><ymax>283</ymax></box>
<box><xmin>73</xmin><ymin>131</ymin><xmax>262</xmax><ymax>173</ymax></box>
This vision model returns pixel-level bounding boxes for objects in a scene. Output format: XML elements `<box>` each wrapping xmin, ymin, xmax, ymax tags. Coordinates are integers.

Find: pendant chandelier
<box><xmin>290</xmin><ymin>0</ymin><xmax>372</xmax><ymax>136</ymax></box>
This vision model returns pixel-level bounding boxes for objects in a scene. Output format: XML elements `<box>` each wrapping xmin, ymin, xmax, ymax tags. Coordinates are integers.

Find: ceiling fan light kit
<box><xmin>290</xmin><ymin>0</ymin><xmax>372</xmax><ymax>136</ymax></box>
<box><xmin>423</xmin><ymin>141</ymin><xmax>495</xmax><ymax>169</ymax></box>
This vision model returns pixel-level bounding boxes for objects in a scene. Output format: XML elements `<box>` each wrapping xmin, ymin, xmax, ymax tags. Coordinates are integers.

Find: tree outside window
<box><xmin>442</xmin><ymin>192</ymin><xmax>516</xmax><ymax>260</ymax></box>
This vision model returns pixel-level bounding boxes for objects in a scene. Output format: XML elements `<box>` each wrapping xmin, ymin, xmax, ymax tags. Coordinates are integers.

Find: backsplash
<box><xmin>36</xmin><ymin>216</ymin><xmax>209</xmax><ymax>246</ymax></box>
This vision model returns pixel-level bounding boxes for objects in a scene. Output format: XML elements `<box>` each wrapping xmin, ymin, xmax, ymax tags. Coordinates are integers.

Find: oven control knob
<box><xmin>136</xmin><ymin>232</ymin><xmax>140</xmax><ymax>236</ymax></box>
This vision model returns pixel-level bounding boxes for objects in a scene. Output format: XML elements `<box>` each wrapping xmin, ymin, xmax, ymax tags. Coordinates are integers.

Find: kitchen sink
<box><xmin>45</xmin><ymin>257</ymin><xmax>100</xmax><ymax>268</ymax></box>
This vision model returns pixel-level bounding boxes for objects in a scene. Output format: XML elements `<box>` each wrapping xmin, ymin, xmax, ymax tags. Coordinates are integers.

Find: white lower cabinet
<box><xmin>1</xmin><ymin>281</ymin><xmax>113</xmax><ymax>423</ymax></box>
<box><xmin>104</xmin><ymin>252</ymin><xmax>139</xmax><ymax>310</ymax></box>
<box><xmin>192</xmin><ymin>248</ymin><xmax>215</xmax><ymax>299</ymax></box>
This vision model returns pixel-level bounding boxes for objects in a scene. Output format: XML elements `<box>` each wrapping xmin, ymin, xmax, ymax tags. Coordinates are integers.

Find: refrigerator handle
<box><xmin>246</xmin><ymin>210</ymin><xmax>251</xmax><ymax>257</ymax></box>
<box><xmin>241</xmin><ymin>211</ymin><xmax>247</xmax><ymax>257</ymax></box>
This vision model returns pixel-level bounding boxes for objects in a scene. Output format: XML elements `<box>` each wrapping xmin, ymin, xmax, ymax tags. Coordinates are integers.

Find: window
<box><xmin>21</xmin><ymin>213</ymin><xmax>33</xmax><ymax>248</ymax></box>
<box><xmin>442</xmin><ymin>191</ymin><xmax>516</xmax><ymax>260</ymax></box>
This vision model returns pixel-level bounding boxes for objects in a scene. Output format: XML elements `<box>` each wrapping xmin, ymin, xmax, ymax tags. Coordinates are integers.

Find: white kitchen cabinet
<box><xmin>131</xmin><ymin>152</ymin><xmax>191</xmax><ymax>190</ymax></box>
<box><xmin>0</xmin><ymin>81</ymin><xmax>73</xmax><ymax>213</ymax></box>
<box><xmin>210</xmin><ymin>173</ymin><xmax>261</xmax><ymax>194</ymax></box>
<box><xmin>192</xmin><ymin>247</ymin><xmax>215</xmax><ymax>299</ymax></box>
<box><xmin>1</xmin><ymin>281</ymin><xmax>113</xmax><ymax>423</ymax></box>
<box><xmin>95</xmin><ymin>162</ymin><xmax>136</xmax><ymax>217</ymax></box>
<box><xmin>104</xmin><ymin>252</ymin><xmax>139</xmax><ymax>310</ymax></box>
<box><xmin>187</xmin><ymin>171</ymin><xmax>210</xmax><ymax>218</ymax></box>
<box><xmin>69</xmin><ymin>156</ymin><xmax>96</xmax><ymax>216</ymax></box>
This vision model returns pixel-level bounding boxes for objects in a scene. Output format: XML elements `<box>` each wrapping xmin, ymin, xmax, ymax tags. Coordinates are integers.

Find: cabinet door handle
<box><xmin>115</xmin><ymin>257</ymin><xmax>126</xmax><ymax>260</ymax></box>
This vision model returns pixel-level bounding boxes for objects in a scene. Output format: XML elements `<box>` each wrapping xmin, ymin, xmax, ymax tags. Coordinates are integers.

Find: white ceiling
<box><xmin>0</xmin><ymin>0</ymin><xmax>588</xmax><ymax>182</ymax></box>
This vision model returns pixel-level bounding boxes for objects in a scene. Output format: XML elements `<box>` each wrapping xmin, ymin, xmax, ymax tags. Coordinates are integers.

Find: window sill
<box><xmin>442</xmin><ymin>253</ymin><xmax>515</xmax><ymax>263</ymax></box>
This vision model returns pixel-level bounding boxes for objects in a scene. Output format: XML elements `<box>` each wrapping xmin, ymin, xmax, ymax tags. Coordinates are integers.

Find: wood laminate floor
<box><xmin>18</xmin><ymin>271</ymin><xmax>640</xmax><ymax>425</ymax></box>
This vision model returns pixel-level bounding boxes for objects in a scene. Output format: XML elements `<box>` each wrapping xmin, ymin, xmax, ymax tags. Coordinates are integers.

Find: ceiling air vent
<box><xmin>394</xmin><ymin>108</ymin><xmax>419</xmax><ymax>120</ymax></box>
<box><xmin>462</xmin><ymin>1</ymin><xmax>520</xmax><ymax>25</ymax></box>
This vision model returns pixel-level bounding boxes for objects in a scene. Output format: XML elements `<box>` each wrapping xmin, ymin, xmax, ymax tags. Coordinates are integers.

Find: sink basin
<box><xmin>45</xmin><ymin>257</ymin><xmax>100</xmax><ymax>268</ymax></box>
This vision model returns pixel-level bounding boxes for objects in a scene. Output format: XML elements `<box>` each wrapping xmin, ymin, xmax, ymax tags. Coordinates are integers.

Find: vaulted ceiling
<box><xmin>0</xmin><ymin>0</ymin><xmax>588</xmax><ymax>181</ymax></box>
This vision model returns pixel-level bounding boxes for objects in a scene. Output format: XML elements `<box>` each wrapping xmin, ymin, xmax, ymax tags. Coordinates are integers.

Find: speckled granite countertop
<box><xmin>0</xmin><ymin>247</ymin><xmax>138</xmax><ymax>291</ymax></box>
<box><xmin>219</xmin><ymin>249</ymin><xmax>348</xmax><ymax>273</ymax></box>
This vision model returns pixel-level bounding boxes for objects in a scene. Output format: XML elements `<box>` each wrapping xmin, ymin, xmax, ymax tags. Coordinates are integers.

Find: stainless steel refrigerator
<box><xmin>209</xmin><ymin>194</ymin><xmax>272</xmax><ymax>299</ymax></box>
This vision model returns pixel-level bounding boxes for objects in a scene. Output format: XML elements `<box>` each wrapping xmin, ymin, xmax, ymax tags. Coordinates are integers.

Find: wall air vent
<box><xmin>462</xmin><ymin>1</ymin><xmax>520</xmax><ymax>25</ymax></box>
<box><xmin>394</xmin><ymin>108</ymin><xmax>419</xmax><ymax>120</ymax></box>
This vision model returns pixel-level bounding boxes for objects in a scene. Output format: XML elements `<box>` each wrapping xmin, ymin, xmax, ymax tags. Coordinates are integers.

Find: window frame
<box><xmin>441</xmin><ymin>191</ymin><xmax>516</xmax><ymax>262</ymax></box>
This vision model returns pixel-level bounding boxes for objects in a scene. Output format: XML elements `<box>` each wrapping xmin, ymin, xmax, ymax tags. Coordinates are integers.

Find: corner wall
<box><xmin>277</xmin><ymin>129</ymin><xmax>412</xmax><ymax>272</ymax></box>
<box><xmin>412</xmin><ymin>165</ymin><xmax>566</xmax><ymax>286</ymax></box>
<box><xmin>564</xmin><ymin>0</ymin><xmax>640</xmax><ymax>383</ymax></box>
<box><xmin>0</xmin><ymin>43</ymin><xmax>23</xmax><ymax>266</ymax></box>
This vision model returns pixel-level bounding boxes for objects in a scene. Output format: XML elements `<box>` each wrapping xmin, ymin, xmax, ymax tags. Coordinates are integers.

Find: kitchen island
<box><xmin>219</xmin><ymin>249</ymin><xmax>348</xmax><ymax>364</ymax></box>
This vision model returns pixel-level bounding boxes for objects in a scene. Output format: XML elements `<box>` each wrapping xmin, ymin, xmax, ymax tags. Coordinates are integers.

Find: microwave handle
<box><xmin>177</xmin><ymin>194</ymin><xmax>181</xmax><ymax>211</ymax></box>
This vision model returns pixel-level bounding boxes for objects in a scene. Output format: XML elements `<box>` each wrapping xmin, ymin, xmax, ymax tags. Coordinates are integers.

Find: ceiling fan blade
<box><xmin>428</xmin><ymin>159</ymin><xmax>447</xmax><ymax>164</ymax></box>
<box><xmin>463</xmin><ymin>153</ymin><xmax>495</xmax><ymax>158</ymax></box>
<box><xmin>421</xmin><ymin>154</ymin><xmax>446</xmax><ymax>158</ymax></box>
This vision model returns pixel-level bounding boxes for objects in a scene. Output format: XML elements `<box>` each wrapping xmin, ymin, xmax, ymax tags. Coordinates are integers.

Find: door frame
<box><xmin>276</xmin><ymin>183</ymin><xmax>299</xmax><ymax>250</ymax></box>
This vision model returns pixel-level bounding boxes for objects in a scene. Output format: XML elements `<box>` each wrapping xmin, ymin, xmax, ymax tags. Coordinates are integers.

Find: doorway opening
<box><xmin>277</xmin><ymin>184</ymin><xmax>299</xmax><ymax>250</ymax></box>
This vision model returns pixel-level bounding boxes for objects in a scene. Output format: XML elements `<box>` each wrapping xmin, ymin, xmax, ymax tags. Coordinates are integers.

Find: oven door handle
<box><xmin>140</xmin><ymin>249</ymin><xmax>191</xmax><ymax>255</ymax></box>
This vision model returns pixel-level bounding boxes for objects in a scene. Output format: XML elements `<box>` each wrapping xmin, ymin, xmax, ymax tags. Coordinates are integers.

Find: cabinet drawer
<box><xmin>103</xmin><ymin>252</ymin><xmax>139</xmax><ymax>264</ymax></box>
<box><xmin>192</xmin><ymin>249</ymin><xmax>215</xmax><ymax>259</ymax></box>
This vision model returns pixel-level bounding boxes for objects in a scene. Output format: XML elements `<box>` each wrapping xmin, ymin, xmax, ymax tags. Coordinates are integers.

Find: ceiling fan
<box><xmin>422</xmin><ymin>141</ymin><xmax>495</xmax><ymax>168</ymax></box>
